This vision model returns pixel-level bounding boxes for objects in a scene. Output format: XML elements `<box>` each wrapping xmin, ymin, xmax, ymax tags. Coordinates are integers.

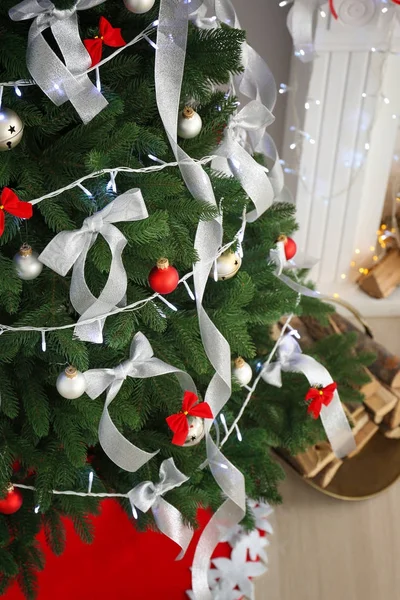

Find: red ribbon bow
<box><xmin>305</xmin><ymin>382</ymin><xmax>337</xmax><ymax>419</ymax></box>
<box><xmin>0</xmin><ymin>187</ymin><xmax>33</xmax><ymax>237</ymax></box>
<box><xmin>84</xmin><ymin>17</ymin><xmax>126</xmax><ymax>68</ymax></box>
<box><xmin>166</xmin><ymin>391</ymin><xmax>213</xmax><ymax>446</ymax></box>
<box><xmin>330</xmin><ymin>0</ymin><xmax>400</xmax><ymax>19</ymax></box>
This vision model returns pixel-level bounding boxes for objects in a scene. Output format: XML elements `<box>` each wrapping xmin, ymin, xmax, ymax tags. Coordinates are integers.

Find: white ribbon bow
<box><xmin>9</xmin><ymin>0</ymin><xmax>108</xmax><ymax>123</ymax></box>
<box><xmin>128</xmin><ymin>458</ymin><xmax>193</xmax><ymax>558</ymax></box>
<box><xmin>262</xmin><ymin>333</ymin><xmax>355</xmax><ymax>458</ymax></box>
<box><xmin>84</xmin><ymin>332</ymin><xmax>197</xmax><ymax>473</ymax></box>
<box><xmin>39</xmin><ymin>188</ymin><xmax>148</xmax><ymax>343</ymax></box>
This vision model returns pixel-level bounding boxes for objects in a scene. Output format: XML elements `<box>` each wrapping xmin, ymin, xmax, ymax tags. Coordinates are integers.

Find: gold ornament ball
<box><xmin>214</xmin><ymin>251</ymin><xmax>242</xmax><ymax>281</ymax></box>
<box><xmin>183</xmin><ymin>416</ymin><xmax>205</xmax><ymax>447</ymax></box>
<box><xmin>0</xmin><ymin>108</ymin><xmax>24</xmax><ymax>151</ymax></box>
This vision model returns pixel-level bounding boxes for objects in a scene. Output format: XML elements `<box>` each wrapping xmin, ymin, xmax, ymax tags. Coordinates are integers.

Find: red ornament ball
<box><xmin>0</xmin><ymin>486</ymin><xmax>23</xmax><ymax>515</ymax></box>
<box><xmin>278</xmin><ymin>235</ymin><xmax>297</xmax><ymax>260</ymax></box>
<box><xmin>148</xmin><ymin>258</ymin><xmax>179</xmax><ymax>295</ymax></box>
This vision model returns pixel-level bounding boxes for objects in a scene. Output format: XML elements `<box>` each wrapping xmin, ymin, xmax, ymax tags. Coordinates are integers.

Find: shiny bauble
<box><xmin>56</xmin><ymin>366</ymin><xmax>87</xmax><ymax>399</ymax></box>
<box><xmin>13</xmin><ymin>244</ymin><xmax>43</xmax><ymax>281</ymax></box>
<box><xmin>0</xmin><ymin>485</ymin><xmax>23</xmax><ymax>515</ymax></box>
<box><xmin>0</xmin><ymin>108</ymin><xmax>24</xmax><ymax>151</ymax></box>
<box><xmin>183</xmin><ymin>415</ymin><xmax>205</xmax><ymax>447</ymax></box>
<box><xmin>123</xmin><ymin>0</ymin><xmax>155</xmax><ymax>13</ymax></box>
<box><xmin>233</xmin><ymin>357</ymin><xmax>253</xmax><ymax>386</ymax></box>
<box><xmin>278</xmin><ymin>235</ymin><xmax>297</xmax><ymax>261</ymax></box>
<box><xmin>148</xmin><ymin>258</ymin><xmax>179</xmax><ymax>295</ymax></box>
<box><xmin>177</xmin><ymin>107</ymin><xmax>202</xmax><ymax>140</ymax></box>
<box><xmin>214</xmin><ymin>251</ymin><xmax>242</xmax><ymax>281</ymax></box>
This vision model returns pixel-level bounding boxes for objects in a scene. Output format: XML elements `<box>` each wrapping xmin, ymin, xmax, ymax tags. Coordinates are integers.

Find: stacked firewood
<box><xmin>276</xmin><ymin>313</ymin><xmax>400</xmax><ymax>488</ymax></box>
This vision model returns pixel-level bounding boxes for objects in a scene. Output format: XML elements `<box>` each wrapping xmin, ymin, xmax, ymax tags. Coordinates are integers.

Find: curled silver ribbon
<box><xmin>286</xmin><ymin>0</ymin><xmax>325</xmax><ymax>62</ymax></box>
<box><xmin>9</xmin><ymin>0</ymin><xmax>108</xmax><ymax>123</ymax></box>
<box><xmin>195</xmin><ymin>1</ymin><xmax>286</xmax><ymax>223</ymax></box>
<box><xmin>128</xmin><ymin>458</ymin><xmax>193</xmax><ymax>558</ymax></box>
<box><xmin>215</xmin><ymin>101</ymin><xmax>277</xmax><ymax>223</ymax></box>
<box><xmin>39</xmin><ymin>188</ymin><xmax>148</xmax><ymax>343</ymax></box>
<box><xmin>155</xmin><ymin>3</ymin><xmax>246</xmax><ymax>598</ymax></box>
<box><xmin>84</xmin><ymin>331</ymin><xmax>197</xmax><ymax>472</ymax></box>
<box><xmin>262</xmin><ymin>333</ymin><xmax>355</xmax><ymax>458</ymax></box>
<box><xmin>270</xmin><ymin>241</ymin><xmax>322</xmax><ymax>298</ymax></box>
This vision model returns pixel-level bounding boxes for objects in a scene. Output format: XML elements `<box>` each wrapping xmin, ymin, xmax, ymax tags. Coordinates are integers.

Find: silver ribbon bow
<box><xmin>39</xmin><ymin>189</ymin><xmax>148</xmax><ymax>343</ymax></box>
<box><xmin>156</xmin><ymin>3</ymin><xmax>246</xmax><ymax>599</ymax></box>
<box><xmin>84</xmin><ymin>332</ymin><xmax>197</xmax><ymax>473</ymax></box>
<box><xmin>215</xmin><ymin>100</ymin><xmax>278</xmax><ymax>223</ymax></box>
<box><xmin>9</xmin><ymin>0</ymin><xmax>108</xmax><ymax>123</ymax></box>
<box><xmin>286</xmin><ymin>0</ymin><xmax>325</xmax><ymax>62</ymax></box>
<box><xmin>128</xmin><ymin>458</ymin><xmax>193</xmax><ymax>558</ymax></box>
<box><xmin>262</xmin><ymin>333</ymin><xmax>355</xmax><ymax>458</ymax></box>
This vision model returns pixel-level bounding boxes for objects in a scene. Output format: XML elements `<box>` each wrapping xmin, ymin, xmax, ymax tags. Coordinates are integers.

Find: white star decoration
<box><xmin>187</xmin><ymin>499</ymin><xmax>273</xmax><ymax>600</ymax></box>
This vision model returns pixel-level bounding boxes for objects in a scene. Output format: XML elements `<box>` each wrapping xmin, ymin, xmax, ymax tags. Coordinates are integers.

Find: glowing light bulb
<box><xmin>320</xmin><ymin>10</ymin><xmax>326</xmax><ymax>17</ymax></box>
<box><xmin>341</xmin><ymin>274</ymin><xmax>346</xmax><ymax>279</ymax></box>
<box><xmin>305</xmin><ymin>102</ymin><xmax>310</xmax><ymax>110</ymax></box>
<box><xmin>365</xmin><ymin>142</ymin><xmax>370</xmax><ymax>150</ymax></box>
<box><xmin>384</xmin><ymin>97</ymin><xmax>390</xmax><ymax>104</ymax></box>
<box><xmin>290</xmin><ymin>143</ymin><xmax>296</xmax><ymax>150</ymax></box>
<box><xmin>355</xmin><ymin>249</ymin><xmax>361</xmax><ymax>254</ymax></box>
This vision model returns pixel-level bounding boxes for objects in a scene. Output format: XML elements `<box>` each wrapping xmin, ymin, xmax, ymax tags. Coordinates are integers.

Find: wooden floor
<box><xmin>256</xmin><ymin>318</ymin><xmax>400</xmax><ymax>600</ymax></box>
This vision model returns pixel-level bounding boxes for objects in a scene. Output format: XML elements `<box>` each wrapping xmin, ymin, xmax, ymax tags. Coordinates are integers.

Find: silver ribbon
<box><xmin>195</xmin><ymin>0</ymin><xmax>286</xmax><ymax>223</ymax></box>
<box><xmin>39</xmin><ymin>189</ymin><xmax>148</xmax><ymax>343</ymax></box>
<box><xmin>262</xmin><ymin>333</ymin><xmax>355</xmax><ymax>458</ymax></box>
<box><xmin>270</xmin><ymin>241</ymin><xmax>322</xmax><ymax>298</ymax></box>
<box><xmin>155</xmin><ymin>2</ymin><xmax>246</xmax><ymax>598</ymax></box>
<box><xmin>84</xmin><ymin>332</ymin><xmax>197</xmax><ymax>472</ymax></box>
<box><xmin>286</xmin><ymin>0</ymin><xmax>325</xmax><ymax>62</ymax></box>
<box><xmin>215</xmin><ymin>101</ymin><xmax>277</xmax><ymax>223</ymax></box>
<box><xmin>9</xmin><ymin>0</ymin><xmax>108</xmax><ymax>123</ymax></box>
<box><xmin>128</xmin><ymin>458</ymin><xmax>193</xmax><ymax>558</ymax></box>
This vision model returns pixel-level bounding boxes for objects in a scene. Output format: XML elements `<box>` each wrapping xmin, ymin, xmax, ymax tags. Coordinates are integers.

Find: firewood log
<box><xmin>301</xmin><ymin>313</ymin><xmax>400</xmax><ymax>390</ymax></box>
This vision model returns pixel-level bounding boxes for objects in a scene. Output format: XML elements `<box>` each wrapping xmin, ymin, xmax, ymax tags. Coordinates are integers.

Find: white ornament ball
<box><xmin>56</xmin><ymin>366</ymin><xmax>87</xmax><ymax>400</ymax></box>
<box><xmin>233</xmin><ymin>358</ymin><xmax>253</xmax><ymax>387</ymax></box>
<box><xmin>213</xmin><ymin>251</ymin><xmax>242</xmax><ymax>281</ymax></box>
<box><xmin>123</xmin><ymin>0</ymin><xmax>155</xmax><ymax>13</ymax></box>
<box><xmin>13</xmin><ymin>244</ymin><xmax>43</xmax><ymax>281</ymax></box>
<box><xmin>183</xmin><ymin>416</ymin><xmax>206</xmax><ymax>447</ymax></box>
<box><xmin>177</xmin><ymin>107</ymin><xmax>202</xmax><ymax>140</ymax></box>
<box><xmin>0</xmin><ymin>108</ymin><xmax>24</xmax><ymax>151</ymax></box>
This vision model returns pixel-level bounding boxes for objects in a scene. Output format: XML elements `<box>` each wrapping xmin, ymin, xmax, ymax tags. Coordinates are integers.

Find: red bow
<box><xmin>305</xmin><ymin>382</ymin><xmax>337</xmax><ymax>419</ymax></box>
<box><xmin>84</xmin><ymin>17</ymin><xmax>126</xmax><ymax>67</ymax></box>
<box><xmin>330</xmin><ymin>0</ymin><xmax>400</xmax><ymax>19</ymax></box>
<box><xmin>0</xmin><ymin>188</ymin><xmax>33</xmax><ymax>237</ymax></box>
<box><xmin>166</xmin><ymin>391</ymin><xmax>213</xmax><ymax>446</ymax></box>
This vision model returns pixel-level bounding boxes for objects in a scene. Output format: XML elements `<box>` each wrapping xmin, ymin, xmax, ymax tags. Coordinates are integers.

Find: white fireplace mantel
<box><xmin>282</xmin><ymin>8</ymin><xmax>400</xmax><ymax>317</ymax></box>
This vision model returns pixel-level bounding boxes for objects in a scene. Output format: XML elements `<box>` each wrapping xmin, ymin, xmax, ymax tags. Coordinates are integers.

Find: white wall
<box><xmin>232</xmin><ymin>0</ymin><xmax>293</xmax><ymax>152</ymax></box>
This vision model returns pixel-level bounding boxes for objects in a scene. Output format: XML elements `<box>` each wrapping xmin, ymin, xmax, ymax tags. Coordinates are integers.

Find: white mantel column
<box><xmin>282</xmin><ymin>9</ymin><xmax>400</xmax><ymax>315</ymax></box>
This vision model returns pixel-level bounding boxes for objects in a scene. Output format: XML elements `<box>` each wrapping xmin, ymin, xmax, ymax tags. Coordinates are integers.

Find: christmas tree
<box><xmin>0</xmin><ymin>0</ymin><xmax>371</xmax><ymax>597</ymax></box>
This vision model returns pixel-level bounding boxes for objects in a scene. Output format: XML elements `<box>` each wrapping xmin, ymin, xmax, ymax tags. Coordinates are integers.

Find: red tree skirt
<box><xmin>4</xmin><ymin>501</ymin><xmax>229</xmax><ymax>600</ymax></box>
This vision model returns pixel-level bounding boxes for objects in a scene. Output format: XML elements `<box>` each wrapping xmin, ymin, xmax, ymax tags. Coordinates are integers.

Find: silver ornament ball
<box><xmin>183</xmin><ymin>416</ymin><xmax>206</xmax><ymax>447</ymax></box>
<box><xmin>214</xmin><ymin>251</ymin><xmax>242</xmax><ymax>281</ymax></box>
<box><xmin>177</xmin><ymin>107</ymin><xmax>203</xmax><ymax>140</ymax></box>
<box><xmin>0</xmin><ymin>108</ymin><xmax>24</xmax><ymax>151</ymax></box>
<box><xmin>56</xmin><ymin>366</ymin><xmax>87</xmax><ymax>400</ymax></box>
<box><xmin>233</xmin><ymin>358</ymin><xmax>253</xmax><ymax>386</ymax></box>
<box><xmin>123</xmin><ymin>0</ymin><xmax>155</xmax><ymax>13</ymax></box>
<box><xmin>13</xmin><ymin>244</ymin><xmax>43</xmax><ymax>281</ymax></box>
